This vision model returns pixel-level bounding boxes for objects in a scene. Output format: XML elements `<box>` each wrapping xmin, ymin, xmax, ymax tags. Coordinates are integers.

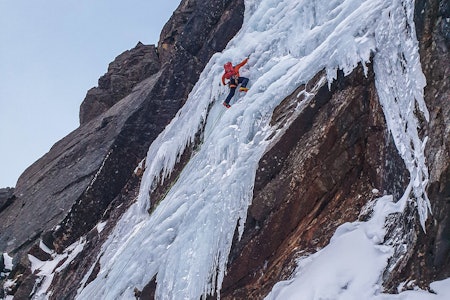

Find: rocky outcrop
<box><xmin>0</xmin><ymin>187</ymin><xmax>14</xmax><ymax>213</ymax></box>
<box><xmin>157</xmin><ymin>0</ymin><xmax>243</xmax><ymax>64</ymax></box>
<box><xmin>80</xmin><ymin>0</ymin><xmax>245</xmax><ymax>125</ymax></box>
<box><xmin>0</xmin><ymin>75</ymin><xmax>163</xmax><ymax>293</ymax></box>
<box><xmin>79</xmin><ymin>42</ymin><xmax>161</xmax><ymax>124</ymax></box>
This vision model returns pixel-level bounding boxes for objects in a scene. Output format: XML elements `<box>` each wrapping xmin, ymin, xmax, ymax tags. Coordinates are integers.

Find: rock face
<box><xmin>0</xmin><ymin>187</ymin><xmax>14</xmax><ymax>213</ymax></box>
<box><xmin>0</xmin><ymin>0</ymin><xmax>448</xmax><ymax>299</ymax></box>
<box><xmin>79</xmin><ymin>42</ymin><xmax>161</xmax><ymax>124</ymax></box>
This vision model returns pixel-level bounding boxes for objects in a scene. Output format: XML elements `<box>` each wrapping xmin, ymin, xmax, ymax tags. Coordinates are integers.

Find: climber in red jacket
<box><xmin>221</xmin><ymin>57</ymin><xmax>249</xmax><ymax>108</ymax></box>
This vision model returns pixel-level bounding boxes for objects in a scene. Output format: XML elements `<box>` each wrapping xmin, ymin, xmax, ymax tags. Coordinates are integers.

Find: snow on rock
<box><xmin>76</xmin><ymin>0</ymin><xmax>434</xmax><ymax>299</ymax></box>
<box><xmin>29</xmin><ymin>238</ymin><xmax>85</xmax><ymax>299</ymax></box>
<box><xmin>96</xmin><ymin>221</ymin><xmax>107</xmax><ymax>234</ymax></box>
<box><xmin>266</xmin><ymin>196</ymin><xmax>400</xmax><ymax>300</ymax></box>
<box><xmin>2</xmin><ymin>253</ymin><xmax>14</xmax><ymax>297</ymax></box>
<box><xmin>265</xmin><ymin>196</ymin><xmax>449</xmax><ymax>300</ymax></box>
<box><xmin>2</xmin><ymin>252</ymin><xmax>13</xmax><ymax>271</ymax></box>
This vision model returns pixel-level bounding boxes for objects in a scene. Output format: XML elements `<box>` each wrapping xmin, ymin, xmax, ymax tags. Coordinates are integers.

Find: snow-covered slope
<box><xmin>75</xmin><ymin>0</ymin><xmax>446</xmax><ymax>299</ymax></box>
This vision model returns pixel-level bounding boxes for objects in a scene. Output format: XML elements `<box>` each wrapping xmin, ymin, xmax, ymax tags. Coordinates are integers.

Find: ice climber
<box><xmin>221</xmin><ymin>57</ymin><xmax>249</xmax><ymax>108</ymax></box>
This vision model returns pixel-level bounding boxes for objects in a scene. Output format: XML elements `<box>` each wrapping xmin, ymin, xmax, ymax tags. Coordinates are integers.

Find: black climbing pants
<box><xmin>224</xmin><ymin>77</ymin><xmax>249</xmax><ymax>105</ymax></box>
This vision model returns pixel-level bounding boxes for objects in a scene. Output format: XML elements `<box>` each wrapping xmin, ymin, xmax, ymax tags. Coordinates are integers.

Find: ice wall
<box><xmin>76</xmin><ymin>0</ymin><xmax>430</xmax><ymax>299</ymax></box>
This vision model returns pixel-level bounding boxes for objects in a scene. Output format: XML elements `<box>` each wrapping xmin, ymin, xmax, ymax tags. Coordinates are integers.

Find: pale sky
<box><xmin>0</xmin><ymin>0</ymin><xmax>180</xmax><ymax>187</ymax></box>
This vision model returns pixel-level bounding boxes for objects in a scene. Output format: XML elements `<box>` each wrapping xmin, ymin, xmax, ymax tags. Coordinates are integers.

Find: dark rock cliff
<box><xmin>0</xmin><ymin>0</ymin><xmax>244</xmax><ymax>298</ymax></box>
<box><xmin>0</xmin><ymin>188</ymin><xmax>14</xmax><ymax>213</ymax></box>
<box><xmin>79</xmin><ymin>42</ymin><xmax>161</xmax><ymax>124</ymax></box>
<box><xmin>0</xmin><ymin>0</ymin><xmax>448</xmax><ymax>299</ymax></box>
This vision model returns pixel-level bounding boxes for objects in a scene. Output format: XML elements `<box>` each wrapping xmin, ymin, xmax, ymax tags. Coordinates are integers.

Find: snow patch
<box><xmin>96</xmin><ymin>221</ymin><xmax>107</xmax><ymax>233</ymax></box>
<box><xmin>39</xmin><ymin>240</ymin><xmax>53</xmax><ymax>255</ymax></box>
<box><xmin>30</xmin><ymin>238</ymin><xmax>86</xmax><ymax>299</ymax></box>
<box><xmin>266</xmin><ymin>196</ymin><xmax>449</xmax><ymax>300</ymax></box>
<box><xmin>2</xmin><ymin>252</ymin><xmax>13</xmax><ymax>270</ymax></box>
<box><xmin>1</xmin><ymin>253</ymin><xmax>14</xmax><ymax>298</ymax></box>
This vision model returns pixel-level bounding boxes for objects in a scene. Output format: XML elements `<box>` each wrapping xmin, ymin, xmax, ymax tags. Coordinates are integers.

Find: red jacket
<box><xmin>222</xmin><ymin>58</ymin><xmax>249</xmax><ymax>85</ymax></box>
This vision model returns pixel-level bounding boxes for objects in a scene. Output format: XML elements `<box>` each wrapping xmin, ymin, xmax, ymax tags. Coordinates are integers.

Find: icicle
<box><xmin>373</xmin><ymin>0</ymin><xmax>430</xmax><ymax>230</ymax></box>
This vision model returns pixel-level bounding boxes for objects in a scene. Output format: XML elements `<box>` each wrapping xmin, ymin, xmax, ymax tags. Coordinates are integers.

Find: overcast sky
<box><xmin>0</xmin><ymin>0</ymin><xmax>180</xmax><ymax>187</ymax></box>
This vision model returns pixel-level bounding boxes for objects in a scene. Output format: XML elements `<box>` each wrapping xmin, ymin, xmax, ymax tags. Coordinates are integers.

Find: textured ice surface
<box><xmin>76</xmin><ymin>0</ymin><xmax>433</xmax><ymax>299</ymax></box>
